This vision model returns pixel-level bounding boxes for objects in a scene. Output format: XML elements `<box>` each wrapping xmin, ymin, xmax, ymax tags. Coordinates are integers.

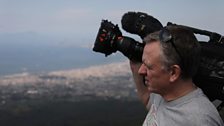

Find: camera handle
<box><xmin>167</xmin><ymin>22</ymin><xmax>224</xmax><ymax>44</ymax></box>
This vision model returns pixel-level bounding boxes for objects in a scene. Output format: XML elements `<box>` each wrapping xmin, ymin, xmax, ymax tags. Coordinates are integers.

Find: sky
<box><xmin>1</xmin><ymin>0</ymin><xmax>224</xmax><ymax>46</ymax></box>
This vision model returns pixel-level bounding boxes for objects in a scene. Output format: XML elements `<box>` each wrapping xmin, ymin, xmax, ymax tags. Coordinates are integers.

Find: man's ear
<box><xmin>169</xmin><ymin>65</ymin><xmax>181</xmax><ymax>82</ymax></box>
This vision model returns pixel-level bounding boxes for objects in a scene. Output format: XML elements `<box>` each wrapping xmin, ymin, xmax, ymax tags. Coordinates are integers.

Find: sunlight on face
<box><xmin>139</xmin><ymin>42</ymin><xmax>170</xmax><ymax>94</ymax></box>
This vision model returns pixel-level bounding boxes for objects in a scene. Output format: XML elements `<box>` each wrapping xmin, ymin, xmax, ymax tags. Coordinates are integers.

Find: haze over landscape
<box><xmin>1</xmin><ymin>0</ymin><xmax>223</xmax><ymax>76</ymax></box>
<box><xmin>0</xmin><ymin>0</ymin><xmax>224</xmax><ymax>125</ymax></box>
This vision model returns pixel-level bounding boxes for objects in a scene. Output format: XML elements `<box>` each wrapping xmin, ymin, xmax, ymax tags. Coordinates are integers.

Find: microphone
<box><xmin>121</xmin><ymin>11</ymin><xmax>163</xmax><ymax>39</ymax></box>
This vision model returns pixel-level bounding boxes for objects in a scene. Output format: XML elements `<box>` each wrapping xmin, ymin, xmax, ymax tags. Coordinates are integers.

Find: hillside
<box><xmin>0</xmin><ymin>61</ymin><xmax>147</xmax><ymax>126</ymax></box>
<box><xmin>0</xmin><ymin>60</ymin><xmax>138</xmax><ymax>102</ymax></box>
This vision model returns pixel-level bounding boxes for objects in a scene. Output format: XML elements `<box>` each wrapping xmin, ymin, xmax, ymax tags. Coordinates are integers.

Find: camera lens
<box><xmin>116</xmin><ymin>36</ymin><xmax>144</xmax><ymax>62</ymax></box>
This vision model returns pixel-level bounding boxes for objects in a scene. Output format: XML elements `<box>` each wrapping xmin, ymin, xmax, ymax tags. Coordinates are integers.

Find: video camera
<box><xmin>92</xmin><ymin>12</ymin><xmax>224</xmax><ymax>110</ymax></box>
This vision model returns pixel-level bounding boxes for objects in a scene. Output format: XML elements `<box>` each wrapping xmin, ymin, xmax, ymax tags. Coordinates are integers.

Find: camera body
<box><xmin>93</xmin><ymin>20</ymin><xmax>144</xmax><ymax>62</ymax></box>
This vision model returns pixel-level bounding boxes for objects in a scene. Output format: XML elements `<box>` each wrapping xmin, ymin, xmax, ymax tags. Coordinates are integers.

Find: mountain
<box><xmin>0</xmin><ymin>61</ymin><xmax>147</xmax><ymax>126</ymax></box>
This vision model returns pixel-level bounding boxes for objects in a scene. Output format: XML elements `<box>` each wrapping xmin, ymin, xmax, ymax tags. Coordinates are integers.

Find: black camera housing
<box><xmin>93</xmin><ymin>20</ymin><xmax>144</xmax><ymax>62</ymax></box>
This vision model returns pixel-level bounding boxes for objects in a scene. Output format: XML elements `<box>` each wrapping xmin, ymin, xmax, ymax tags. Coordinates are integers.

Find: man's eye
<box><xmin>144</xmin><ymin>63</ymin><xmax>152</xmax><ymax>69</ymax></box>
<box><xmin>147</xmin><ymin>65</ymin><xmax>152</xmax><ymax>69</ymax></box>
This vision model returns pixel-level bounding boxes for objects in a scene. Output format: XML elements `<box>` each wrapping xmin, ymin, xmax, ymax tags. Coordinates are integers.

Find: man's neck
<box><xmin>162</xmin><ymin>79</ymin><xmax>197</xmax><ymax>102</ymax></box>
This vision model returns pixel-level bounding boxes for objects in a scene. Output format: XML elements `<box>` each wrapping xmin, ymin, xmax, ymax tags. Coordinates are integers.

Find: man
<box><xmin>130</xmin><ymin>25</ymin><xmax>224</xmax><ymax>126</ymax></box>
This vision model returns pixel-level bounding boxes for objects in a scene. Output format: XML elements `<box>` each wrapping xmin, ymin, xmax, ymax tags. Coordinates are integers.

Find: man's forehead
<box><xmin>144</xmin><ymin>41</ymin><xmax>160</xmax><ymax>53</ymax></box>
<box><xmin>143</xmin><ymin>42</ymin><xmax>161</xmax><ymax>61</ymax></box>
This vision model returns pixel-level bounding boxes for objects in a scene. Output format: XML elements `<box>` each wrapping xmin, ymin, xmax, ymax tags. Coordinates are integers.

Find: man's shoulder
<box><xmin>182</xmin><ymin>89</ymin><xmax>224</xmax><ymax>125</ymax></box>
<box><xmin>182</xmin><ymin>88</ymin><xmax>216</xmax><ymax>112</ymax></box>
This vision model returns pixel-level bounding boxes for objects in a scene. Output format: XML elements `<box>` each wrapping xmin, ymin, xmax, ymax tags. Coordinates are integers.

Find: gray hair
<box><xmin>143</xmin><ymin>26</ymin><xmax>201</xmax><ymax>79</ymax></box>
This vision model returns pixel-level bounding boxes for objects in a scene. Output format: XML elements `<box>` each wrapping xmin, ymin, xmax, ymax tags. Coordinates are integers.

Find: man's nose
<box><xmin>138</xmin><ymin>64</ymin><xmax>146</xmax><ymax>75</ymax></box>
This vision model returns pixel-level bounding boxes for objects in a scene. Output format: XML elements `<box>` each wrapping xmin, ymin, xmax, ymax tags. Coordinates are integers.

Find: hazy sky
<box><xmin>1</xmin><ymin>0</ymin><xmax>224</xmax><ymax>45</ymax></box>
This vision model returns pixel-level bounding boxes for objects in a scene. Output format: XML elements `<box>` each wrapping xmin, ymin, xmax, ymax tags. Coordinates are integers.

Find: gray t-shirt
<box><xmin>143</xmin><ymin>88</ymin><xmax>224</xmax><ymax>126</ymax></box>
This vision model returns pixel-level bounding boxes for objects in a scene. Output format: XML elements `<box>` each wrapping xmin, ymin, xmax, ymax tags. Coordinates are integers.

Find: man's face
<box><xmin>138</xmin><ymin>41</ymin><xmax>170</xmax><ymax>94</ymax></box>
